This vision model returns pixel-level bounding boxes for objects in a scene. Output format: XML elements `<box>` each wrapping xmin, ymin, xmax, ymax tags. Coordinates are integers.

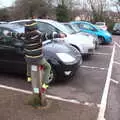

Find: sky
<box><xmin>0</xmin><ymin>0</ymin><xmax>118</xmax><ymax>12</ymax></box>
<box><xmin>0</xmin><ymin>0</ymin><xmax>15</xmax><ymax>8</ymax></box>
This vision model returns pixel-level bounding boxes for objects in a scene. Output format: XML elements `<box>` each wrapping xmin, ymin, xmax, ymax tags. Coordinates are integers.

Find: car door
<box><xmin>78</xmin><ymin>23</ymin><xmax>97</xmax><ymax>36</ymax></box>
<box><xmin>0</xmin><ymin>28</ymin><xmax>26</xmax><ymax>74</ymax></box>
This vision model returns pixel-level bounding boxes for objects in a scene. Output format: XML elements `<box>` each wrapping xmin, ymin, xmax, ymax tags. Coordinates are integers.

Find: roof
<box><xmin>70</xmin><ymin>21</ymin><xmax>92</xmax><ymax>24</ymax></box>
<box><xmin>0</xmin><ymin>23</ymin><xmax>24</xmax><ymax>33</ymax></box>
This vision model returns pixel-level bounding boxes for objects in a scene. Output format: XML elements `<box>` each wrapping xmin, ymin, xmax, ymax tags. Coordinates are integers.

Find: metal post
<box><xmin>30</xmin><ymin>64</ymin><xmax>47</xmax><ymax>107</ymax></box>
<box><xmin>38</xmin><ymin>65</ymin><xmax>47</xmax><ymax>106</ymax></box>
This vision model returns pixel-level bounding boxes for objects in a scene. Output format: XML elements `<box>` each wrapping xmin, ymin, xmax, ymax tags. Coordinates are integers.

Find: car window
<box><xmin>71</xmin><ymin>24</ymin><xmax>80</xmax><ymax>33</ymax></box>
<box><xmin>64</xmin><ymin>24</ymin><xmax>76</xmax><ymax>34</ymax></box>
<box><xmin>37</xmin><ymin>22</ymin><xmax>60</xmax><ymax>34</ymax></box>
<box><xmin>80</xmin><ymin>23</ymin><xmax>95</xmax><ymax>31</ymax></box>
<box><xmin>0</xmin><ymin>28</ymin><xmax>13</xmax><ymax>45</ymax></box>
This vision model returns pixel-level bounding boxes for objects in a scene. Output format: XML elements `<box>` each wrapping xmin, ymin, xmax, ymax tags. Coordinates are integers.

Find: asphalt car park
<box><xmin>0</xmin><ymin>35</ymin><xmax>120</xmax><ymax>120</ymax></box>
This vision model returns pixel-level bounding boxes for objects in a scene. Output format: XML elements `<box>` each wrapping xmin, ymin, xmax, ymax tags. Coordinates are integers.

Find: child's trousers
<box><xmin>26</xmin><ymin>57</ymin><xmax>51</xmax><ymax>84</ymax></box>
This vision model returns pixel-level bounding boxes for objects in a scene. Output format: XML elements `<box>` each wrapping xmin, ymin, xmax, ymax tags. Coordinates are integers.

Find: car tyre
<box><xmin>48</xmin><ymin>67</ymin><xmax>57</xmax><ymax>84</ymax></box>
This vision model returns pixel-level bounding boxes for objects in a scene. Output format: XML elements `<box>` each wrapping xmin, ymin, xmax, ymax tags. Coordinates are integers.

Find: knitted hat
<box><xmin>25</xmin><ymin>20</ymin><xmax>38</xmax><ymax>32</ymax></box>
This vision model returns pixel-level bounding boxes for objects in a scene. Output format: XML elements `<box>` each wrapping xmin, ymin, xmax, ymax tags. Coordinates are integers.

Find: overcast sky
<box><xmin>0</xmin><ymin>0</ymin><xmax>15</xmax><ymax>8</ymax></box>
<box><xmin>0</xmin><ymin>0</ymin><xmax>118</xmax><ymax>12</ymax></box>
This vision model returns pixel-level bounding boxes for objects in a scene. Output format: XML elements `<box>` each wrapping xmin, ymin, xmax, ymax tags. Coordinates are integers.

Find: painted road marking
<box><xmin>99</xmin><ymin>45</ymin><xmax>113</xmax><ymax>48</ymax></box>
<box><xmin>114</xmin><ymin>61</ymin><xmax>120</xmax><ymax>65</ymax></box>
<box><xmin>114</xmin><ymin>41</ymin><xmax>120</xmax><ymax>48</ymax></box>
<box><xmin>0</xmin><ymin>84</ymin><xmax>100</xmax><ymax>107</ymax></box>
<box><xmin>94</xmin><ymin>52</ymin><xmax>111</xmax><ymax>56</ymax></box>
<box><xmin>97</xmin><ymin>44</ymin><xmax>116</xmax><ymax>120</ymax></box>
<box><xmin>111</xmin><ymin>79</ymin><xmax>119</xmax><ymax>84</ymax></box>
<box><xmin>81</xmin><ymin>65</ymin><xmax>108</xmax><ymax>71</ymax></box>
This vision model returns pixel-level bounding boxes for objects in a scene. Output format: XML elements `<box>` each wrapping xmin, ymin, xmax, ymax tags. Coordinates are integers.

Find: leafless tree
<box><xmin>112</xmin><ymin>0</ymin><xmax>120</xmax><ymax>17</ymax></box>
<box><xmin>85</xmin><ymin>0</ymin><xmax>108</xmax><ymax>22</ymax></box>
<box><xmin>11</xmin><ymin>0</ymin><xmax>54</xmax><ymax>20</ymax></box>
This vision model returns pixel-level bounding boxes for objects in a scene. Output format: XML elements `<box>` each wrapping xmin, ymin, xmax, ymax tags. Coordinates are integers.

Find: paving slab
<box><xmin>0</xmin><ymin>88</ymin><xmax>98</xmax><ymax>120</ymax></box>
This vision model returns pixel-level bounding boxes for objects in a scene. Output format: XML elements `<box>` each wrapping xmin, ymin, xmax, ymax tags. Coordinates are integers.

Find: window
<box><xmin>78</xmin><ymin>23</ymin><xmax>95</xmax><ymax>31</ymax></box>
<box><xmin>0</xmin><ymin>28</ymin><xmax>13</xmax><ymax>45</ymax></box>
<box><xmin>37</xmin><ymin>22</ymin><xmax>60</xmax><ymax>34</ymax></box>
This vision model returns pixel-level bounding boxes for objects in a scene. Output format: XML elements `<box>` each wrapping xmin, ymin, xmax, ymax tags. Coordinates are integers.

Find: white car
<box><xmin>9</xmin><ymin>19</ymin><xmax>95</xmax><ymax>55</ymax></box>
<box><xmin>63</xmin><ymin>22</ymin><xmax>99</xmax><ymax>49</ymax></box>
<box><xmin>95</xmin><ymin>22</ymin><xmax>107</xmax><ymax>31</ymax></box>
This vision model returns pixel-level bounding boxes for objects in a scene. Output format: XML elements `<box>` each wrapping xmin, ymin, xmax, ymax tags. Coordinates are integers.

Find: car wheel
<box><xmin>70</xmin><ymin>44</ymin><xmax>81</xmax><ymax>53</ymax></box>
<box><xmin>98</xmin><ymin>36</ymin><xmax>104</xmax><ymax>44</ymax></box>
<box><xmin>48</xmin><ymin>68</ymin><xmax>56</xmax><ymax>84</ymax></box>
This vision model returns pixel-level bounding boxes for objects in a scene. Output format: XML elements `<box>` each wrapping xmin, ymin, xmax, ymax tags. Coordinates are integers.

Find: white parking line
<box><xmin>97</xmin><ymin>44</ymin><xmax>116</xmax><ymax>120</ymax></box>
<box><xmin>81</xmin><ymin>65</ymin><xmax>108</xmax><ymax>70</ymax></box>
<box><xmin>94</xmin><ymin>52</ymin><xmax>111</xmax><ymax>56</ymax></box>
<box><xmin>99</xmin><ymin>45</ymin><xmax>113</xmax><ymax>48</ymax></box>
<box><xmin>114</xmin><ymin>41</ymin><xmax>120</xmax><ymax>48</ymax></box>
<box><xmin>0</xmin><ymin>84</ymin><xmax>100</xmax><ymax>107</ymax></box>
<box><xmin>114</xmin><ymin>61</ymin><xmax>120</xmax><ymax>65</ymax></box>
<box><xmin>111</xmin><ymin>79</ymin><xmax>119</xmax><ymax>84</ymax></box>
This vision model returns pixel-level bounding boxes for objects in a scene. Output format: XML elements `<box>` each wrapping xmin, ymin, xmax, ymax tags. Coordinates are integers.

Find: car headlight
<box><xmin>56</xmin><ymin>53</ymin><xmax>76</xmax><ymax>63</ymax></box>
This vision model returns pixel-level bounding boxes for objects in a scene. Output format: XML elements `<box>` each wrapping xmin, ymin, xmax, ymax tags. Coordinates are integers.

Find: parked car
<box><xmin>0</xmin><ymin>24</ymin><xmax>82</xmax><ymax>83</ymax></box>
<box><xmin>70</xmin><ymin>21</ymin><xmax>112</xmax><ymax>44</ymax></box>
<box><xmin>95</xmin><ymin>22</ymin><xmax>107</xmax><ymax>31</ymax></box>
<box><xmin>63</xmin><ymin>22</ymin><xmax>99</xmax><ymax>49</ymax></box>
<box><xmin>0</xmin><ymin>21</ymin><xmax>8</xmax><ymax>24</ymax></box>
<box><xmin>9</xmin><ymin>19</ymin><xmax>95</xmax><ymax>55</ymax></box>
<box><xmin>112</xmin><ymin>23</ymin><xmax>120</xmax><ymax>35</ymax></box>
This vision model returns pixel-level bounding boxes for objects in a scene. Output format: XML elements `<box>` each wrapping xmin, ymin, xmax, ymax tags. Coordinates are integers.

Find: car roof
<box><xmin>0</xmin><ymin>23</ymin><xmax>24</xmax><ymax>32</ymax></box>
<box><xmin>0</xmin><ymin>21</ymin><xmax>8</xmax><ymax>24</ymax></box>
<box><xmin>10</xmin><ymin>19</ymin><xmax>66</xmax><ymax>27</ymax></box>
<box><xmin>10</xmin><ymin>19</ymin><xmax>58</xmax><ymax>25</ymax></box>
<box><xmin>10</xmin><ymin>19</ymin><xmax>70</xmax><ymax>34</ymax></box>
<box><xmin>70</xmin><ymin>21</ymin><xmax>91</xmax><ymax>24</ymax></box>
<box><xmin>70</xmin><ymin>21</ymin><xmax>98</xmax><ymax>29</ymax></box>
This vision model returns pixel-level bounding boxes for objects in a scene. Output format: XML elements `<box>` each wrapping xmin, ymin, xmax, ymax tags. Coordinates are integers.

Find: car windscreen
<box><xmin>70</xmin><ymin>24</ymin><xmax>80</xmax><ymax>33</ymax></box>
<box><xmin>63</xmin><ymin>24</ymin><xmax>76</xmax><ymax>34</ymax></box>
<box><xmin>46</xmin><ymin>21</ymin><xmax>72</xmax><ymax>34</ymax></box>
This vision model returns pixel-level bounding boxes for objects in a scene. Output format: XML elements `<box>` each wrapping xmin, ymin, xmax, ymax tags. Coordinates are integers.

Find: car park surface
<box><xmin>0</xmin><ymin>35</ymin><xmax>120</xmax><ymax>120</ymax></box>
<box><xmin>70</xmin><ymin>21</ymin><xmax>112</xmax><ymax>44</ymax></box>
